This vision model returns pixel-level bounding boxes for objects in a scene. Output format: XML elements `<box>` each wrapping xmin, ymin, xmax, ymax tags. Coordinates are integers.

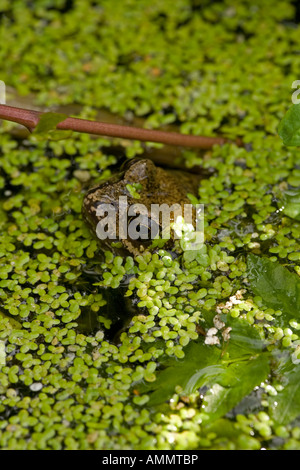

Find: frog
<box><xmin>82</xmin><ymin>158</ymin><xmax>201</xmax><ymax>257</ymax></box>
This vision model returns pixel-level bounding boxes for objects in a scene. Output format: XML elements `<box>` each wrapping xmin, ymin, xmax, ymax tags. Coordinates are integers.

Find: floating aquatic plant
<box><xmin>0</xmin><ymin>0</ymin><xmax>300</xmax><ymax>451</ymax></box>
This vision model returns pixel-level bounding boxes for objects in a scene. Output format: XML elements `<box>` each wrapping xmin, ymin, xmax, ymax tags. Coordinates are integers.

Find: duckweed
<box><xmin>0</xmin><ymin>0</ymin><xmax>300</xmax><ymax>451</ymax></box>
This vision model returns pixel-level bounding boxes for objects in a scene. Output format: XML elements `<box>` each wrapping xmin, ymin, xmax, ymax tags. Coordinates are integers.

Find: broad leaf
<box><xmin>141</xmin><ymin>319</ymin><xmax>268</xmax><ymax>416</ymax></box>
<box><xmin>278</xmin><ymin>104</ymin><xmax>300</xmax><ymax>146</ymax></box>
<box><xmin>247</xmin><ymin>254</ymin><xmax>300</xmax><ymax>320</ymax></box>
<box><xmin>32</xmin><ymin>112</ymin><xmax>72</xmax><ymax>141</ymax></box>
<box><xmin>34</xmin><ymin>112</ymin><xmax>67</xmax><ymax>134</ymax></box>
<box><xmin>226</xmin><ymin>316</ymin><xmax>265</xmax><ymax>356</ymax></box>
<box><xmin>280</xmin><ymin>187</ymin><xmax>300</xmax><ymax>221</ymax></box>
<box><xmin>270</xmin><ymin>355</ymin><xmax>300</xmax><ymax>425</ymax></box>
<box><xmin>143</xmin><ymin>343</ymin><xmax>222</xmax><ymax>406</ymax></box>
<box><xmin>202</xmin><ymin>354</ymin><xmax>269</xmax><ymax>422</ymax></box>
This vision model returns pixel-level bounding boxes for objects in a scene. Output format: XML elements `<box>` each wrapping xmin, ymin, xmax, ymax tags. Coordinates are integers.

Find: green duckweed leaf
<box><xmin>278</xmin><ymin>104</ymin><xmax>300</xmax><ymax>146</ymax></box>
<box><xmin>247</xmin><ymin>254</ymin><xmax>300</xmax><ymax>320</ymax></box>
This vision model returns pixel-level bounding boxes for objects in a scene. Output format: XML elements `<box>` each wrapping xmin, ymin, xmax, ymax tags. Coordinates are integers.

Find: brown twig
<box><xmin>0</xmin><ymin>104</ymin><xmax>231</xmax><ymax>149</ymax></box>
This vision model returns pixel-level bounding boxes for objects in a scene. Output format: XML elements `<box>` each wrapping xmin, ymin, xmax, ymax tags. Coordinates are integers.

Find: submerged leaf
<box><xmin>227</xmin><ymin>317</ymin><xmax>265</xmax><ymax>355</ymax></box>
<box><xmin>278</xmin><ymin>104</ymin><xmax>300</xmax><ymax>146</ymax></box>
<box><xmin>270</xmin><ymin>355</ymin><xmax>300</xmax><ymax>425</ymax></box>
<box><xmin>202</xmin><ymin>354</ymin><xmax>269</xmax><ymax>422</ymax></box>
<box><xmin>280</xmin><ymin>187</ymin><xmax>300</xmax><ymax>221</ymax></box>
<box><xmin>0</xmin><ymin>340</ymin><xmax>6</xmax><ymax>366</ymax></box>
<box><xmin>247</xmin><ymin>254</ymin><xmax>300</xmax><ymax>320</ymax></box>
<box><xmin>0</xmin><ymin>310</ymin><xmax>22</xmax><ymax>329</ymax></box>
<box><xmin>140</xmin><ymin>319</ymin><xmax>268</xmax><ymax>416</ymax></box>
<box><xmin>143</xmin><ymin>343</ymin><xmax>221</xmax><ymax>406</ymax></box>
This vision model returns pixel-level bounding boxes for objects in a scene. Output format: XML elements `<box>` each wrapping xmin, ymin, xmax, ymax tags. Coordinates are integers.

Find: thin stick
<box><xmin>0</xmin><ymin>104</ymin><xmax>229</xmax><ymax>149</ymax></box>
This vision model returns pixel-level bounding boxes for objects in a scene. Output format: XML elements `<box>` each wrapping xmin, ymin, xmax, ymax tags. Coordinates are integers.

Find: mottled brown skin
<box><xmin>82</xmin><ymin>159</ymin><xmax>200</xmax><ymax>256</ymax></box>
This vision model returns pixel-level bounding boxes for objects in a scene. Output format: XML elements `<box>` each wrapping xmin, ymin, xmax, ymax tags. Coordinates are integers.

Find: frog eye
<box><xmin>120</xmin><ymin>158</ymin><xmax>141</xmax><ymax>171</ymax></box>
<box><xmin>127</xmin><ymin>215</ymin><xmax>160</xmax><ymax>241</ymax></box>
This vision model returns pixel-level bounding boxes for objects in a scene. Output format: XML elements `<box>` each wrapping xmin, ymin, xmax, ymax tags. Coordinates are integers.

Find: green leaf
<box><xmin>227</xmin><ymin>316</ymin><xmax>265</xmax><ymax>356</ymax></box>
<box><xmin>0</xmin><ymin>310</ymin><xmax>22</xmax><ymax>329</ymax></box>
<box><xmin>199</xmin><ymin>418</ymin><xmax>261</xmax><ymax>450</ymax></box>
<box><xmin>270</xmin><ymin>356</ymin><xmax>300</xmax><ymax>425</ymax></box>
<box><xmin>34</xmin><ymin>112</ymin><xmax>67</xmax><ymax>134</ymax></box>
<box><xmin>140</xmin><ymin>318</ymin><xmax>268</xmax><ymax>418</ymax></box>
<box><xmin>202</xmin><ymin>354</ymin><xmax>269</xmax><ymax>422</ymax></box>
<box><xmin>32</xmin><ymin>112</ymin><xmax>72</xmax><ymax>141</ymax></box>
<box><xmin>280</xmin><ymin>187</ymin><xmax>300</xmax><ymax>221</ymax></box>
<box><xmin>278</xmin><ymin>104</ymin><xmax>300</xmax><ymax>146</ymax></box>
<box><xmin>142</xmin><ymin>343</ymin><xmax>222</xmax><ymax>406</ymax></box>
<box><xmin>247</xmin><ymin>254</ymin><xmax>300</xmax><ymax>320</ymax></box>
<box><xmin>0</xmin><ymin>340</ymin><xmax>6</xmax><ymax>366</ymax></box>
